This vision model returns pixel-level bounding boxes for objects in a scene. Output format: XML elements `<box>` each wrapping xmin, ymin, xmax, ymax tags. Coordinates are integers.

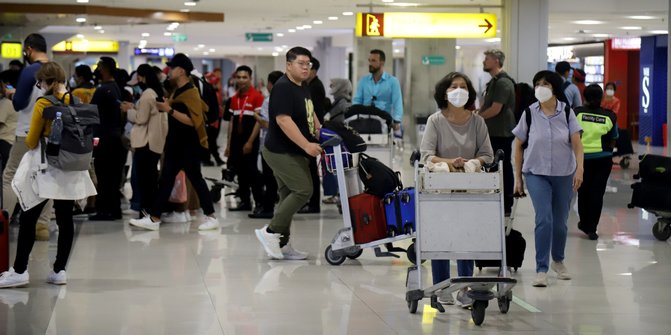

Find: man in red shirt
<box><xmin>225</xmin><ymin>65</ymin><xmax>265</xmax><ymax>211</ymax></box>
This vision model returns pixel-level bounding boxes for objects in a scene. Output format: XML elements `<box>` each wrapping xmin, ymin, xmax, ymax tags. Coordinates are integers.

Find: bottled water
<box><xmin>50</xmin><ymin>112</ymin><xmax>63</xmax><ymax>145</ymax></box>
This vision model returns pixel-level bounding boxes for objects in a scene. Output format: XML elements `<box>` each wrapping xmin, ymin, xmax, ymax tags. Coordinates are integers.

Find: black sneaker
<box><xmin>248</xmin><ymin>211</ymin><xmax>274</xmax><ymax>219</ymax></box>
<box><xmin>229</xmin><ymin>203</ymin><xmax>252</xmax><ymax>212</ymax></box>
<box><xmin>588</xmin><ymin>232</ymin><xmax>599</xmax><ymax>240</ymax></box>
<box><xmin>297</xmin><ymin>205</ymin><xmax>320</xmax><ymax>214</ymax></box>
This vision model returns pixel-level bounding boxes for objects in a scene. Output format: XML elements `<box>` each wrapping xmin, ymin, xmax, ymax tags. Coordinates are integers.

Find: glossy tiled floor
<box><xmin>1</xmin><ymin>145</ymin><xmax>670</xmax><ymax>335</ymax></box>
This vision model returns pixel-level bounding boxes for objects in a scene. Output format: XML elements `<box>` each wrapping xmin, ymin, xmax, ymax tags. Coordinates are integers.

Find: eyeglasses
<box><xmin>293</xmin><ymin>61</ymin><xmax>313</xmax><ymax>69</ymax></box>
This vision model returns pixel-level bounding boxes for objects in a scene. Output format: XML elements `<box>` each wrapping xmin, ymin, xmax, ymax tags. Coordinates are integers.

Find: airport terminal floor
<box><xmin>1</xmin><ymin>143</ymin><xmax>669</xmax><ymax>335</ymax></box>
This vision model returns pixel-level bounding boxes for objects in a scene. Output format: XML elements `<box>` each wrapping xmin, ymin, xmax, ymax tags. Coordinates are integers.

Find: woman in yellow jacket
<box><xmin>0</xmin><ymin>62</ymin><xmax>96</xmax><ymax>288</ymax></box>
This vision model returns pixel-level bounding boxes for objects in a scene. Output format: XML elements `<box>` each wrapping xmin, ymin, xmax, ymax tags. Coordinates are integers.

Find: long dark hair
<box><xmin>136</xmin><ymin>64</ymin><xmax>164</xmax><ymax>99</ymax></box>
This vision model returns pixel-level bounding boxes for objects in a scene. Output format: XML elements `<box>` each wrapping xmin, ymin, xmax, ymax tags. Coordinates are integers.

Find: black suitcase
<box><xmin>635</xmin><ymin>154</ymin><xmax>671</xmax><ymax>184</ymax></box>
<box><xmin>475</xmin><ymin>229</ymin><xmax>526</xmax><ymax>271</ymax></box>
<box><xmin>629</xmin><ymin>182</ymin><xmax>671</xmax><ymax>211</ymax></box>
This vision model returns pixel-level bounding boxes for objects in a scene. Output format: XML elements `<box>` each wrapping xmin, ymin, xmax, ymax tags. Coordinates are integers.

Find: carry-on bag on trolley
<box><xmin>629</xmin><ymin>182</ymin><xmax>671</xmax><ymax>211</ymax></box>
<box><xmin>475</xmin><ymin>229</ymin><xmax>526</xmax><ymax>271</ymax></box>
<box><xmin>358</xmin><ymin>153</ymin><xmax>402</xmax><ymax>198</ymax></box>
<box><xmin>383</xmin><ymin>187</ymin><xmax>416</xmax><ymax>237</ymax></box>
<box><xmin>628</xmin><ymin>155</ymin><xmax>671</xmax><ymax>242</ymax></box>
<box><xmin>348</xmin><ymin>193</ymin><xmax>388</xmax><ymax>244</ymax></box>
<box><xmin>634</xmin><ymin>154</ymin><xmax>671</xmax><ymax>183</ymax></box>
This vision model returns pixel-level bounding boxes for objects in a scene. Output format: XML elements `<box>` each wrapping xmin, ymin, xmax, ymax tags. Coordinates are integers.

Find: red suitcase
<box><xmin>1</xmin><ymin>210</ymin><xmax>9</xmax><ymax>272</ymax></box>
<box><xmin>348</xmin><ymin>193</ymin><xmax>387</xmax><ymax>244</ymax></box>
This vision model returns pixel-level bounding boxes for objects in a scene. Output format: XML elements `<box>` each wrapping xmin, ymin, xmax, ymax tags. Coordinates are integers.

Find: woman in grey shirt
<box><xmin>512</xmin><ymin>70</ymin><xmax>583</xmax><ymax>288</ymax></box>
<box><xmin>420</xmin><ymin>72</ymin><xmax>493</xmax><ymax>307</ymax></box>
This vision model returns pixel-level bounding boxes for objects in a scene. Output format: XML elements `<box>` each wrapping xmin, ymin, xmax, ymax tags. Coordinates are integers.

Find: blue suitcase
<box><xmin>383</xmin><ymin>188</ymin><xmax>416</xmax><ymax>236</ymax></box>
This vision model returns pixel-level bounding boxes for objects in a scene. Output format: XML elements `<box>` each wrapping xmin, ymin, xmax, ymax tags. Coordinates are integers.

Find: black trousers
<box><xmin>14</xmin><ymin>199</ymin><xmax>74</xmax><ymax>273</ymax></box>
<box><xmin>490</xmin><ymin>136</ymin><xmax>514</xmax><ymax>215</ymax></box>
<box><xmin>93</xmin><ymin>136</ymin><xmax>127</xmax><ymax>217</ymax></box>
<box><xmin>261</xmin><ymin>154</ymin><xmax>278</xmax><ymax>212</ymax></box>
<box><xmin>150</xmin><ymin>147</ymin><xmax>214</xmax><ymax>218</ymax></box>
<box><xmin>578</xmin><ymin>156</ymin><xmax>612</xmax><ymax>233</ymax></box>
<box><xmin>134</xmin><ymin>146</ymin><xmax>161</xmax><ymax>213</ymax></box>
<box><xmin>307</xmin><ymin>157</ymin><xmax>320</xmax><ymax>208</ymax></box>
<box><xmin>0</xmin><ymin>139</ymin><xmax>12</xmax><ymax>207</ymax></box>
<box><xmin>205</xmin><ymin>125</ymin><xmax>223</xmax><ymax>163</ymax></box>
<box><xmin>231</xmin><ymin>146</ymin><xmax>263</xmax><ymax>206</ymax></box>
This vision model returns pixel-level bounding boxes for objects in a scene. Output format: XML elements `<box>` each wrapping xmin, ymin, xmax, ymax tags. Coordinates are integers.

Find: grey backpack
<box><xmin>40</xmin><ymin>94</ymin><xmax>100</xmax><ymax>171</ymax></box>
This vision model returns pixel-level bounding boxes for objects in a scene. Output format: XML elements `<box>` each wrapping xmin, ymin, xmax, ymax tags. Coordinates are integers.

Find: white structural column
<box><xmin>502</xmin><ymin>0</ymin><xmax>549</xmax><ymax>83</ymax></box>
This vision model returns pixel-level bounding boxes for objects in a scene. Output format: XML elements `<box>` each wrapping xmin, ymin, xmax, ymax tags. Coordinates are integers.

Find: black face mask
<box><xmin>137</xmin><ymin>82</ymin><xmax>147</xmax><ymax>91</ymax></box>
<box><xmin>93</xmin><ymin>69</ymin><xmax>102</xmax><ymax>82</ymax></box>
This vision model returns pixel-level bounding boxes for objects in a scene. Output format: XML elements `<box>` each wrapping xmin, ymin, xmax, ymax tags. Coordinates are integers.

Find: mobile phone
<box><xmin>5</xmin><ymin>85</ymin><xmax>13</xmax><ymax>90</ymax></box>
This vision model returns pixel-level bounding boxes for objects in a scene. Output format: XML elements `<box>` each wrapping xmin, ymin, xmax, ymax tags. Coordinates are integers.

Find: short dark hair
<box><xmin>0</xmin><ymin>69</ymin><xmax>20</xmax><ymax>87</ymax></box>
<box><xmin>555</xmin><ymin>61</ymin><xmax>572</xmax><ymax>75</ymax></box>
<box><xmin>75</xmin><ymin>64</ymin><xmax>93</xmax><ymax>82</ymax></box>
<box><xmin>286</xmin><ymin>47</ymin><xmax>312</xmax><ymax>63</ymax></box>
<box><xmin>434</xmin><ymin>72</ymin><xmax>477</xmax><ymax>109</ymax></box>
<box><xmin>605</xmin><ymin>82</ymin><xmax>617</xmax><ymax>92</ymax></box>
<box><xmin>532</xmin><ymin>70</ymin><xmax>566</xmax><ymax>102</ymax></box>
<box><xmin>370</xmin><ymin>49</ymin><xmax>386</xmax><ymax>62</ymax></box>
<box><xmin>24</xmin><ymin>33</ymin><xmax>47</xmax><ymax>53</ymax></box>
<box><xmin>9</xmin><ymin>60</ymin><xmax>23</xmax><ymax>69</ymax></box>
<box><xmin>98</xmin><ymin>56</ymin><xmax>117</xmax><ymax>75</ymax></box>
<box><xmin>310</xmin><ymin>57</ymin><xmax>320</xmax><ymax>71</ymax></box>
<box><xmin>583</xmin><ymin>84</ymin><xmax>603</xmax><ymax>108</ymax></box>
<box><xmin>235</xmin><ymin>65</ymin><xmax>253</xmax><ymax>76</ymax></box>
<box><xmin>267</xmin><ymin>71</ymin><xmax>283</xmax><ymax>85</ymax></box>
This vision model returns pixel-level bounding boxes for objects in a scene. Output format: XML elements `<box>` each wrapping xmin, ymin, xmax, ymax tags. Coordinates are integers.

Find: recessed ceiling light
<box><xmin>650</xmin><ymin>30</ymin><xmax>668</xmax><ymax>34</ymax></box>
<box><xmin>139</xmin><ymin>39</ymin><xmax>147</xmax><ymax>44</ymax></box>
<box><xmin>272</xmin><ymin>52</ymin><xmax>279</xmax><ymax>57</ymax></box>
<box><xmin>621</xmin><ymin>26</ymin><xmax>642</xmax><ymax>30</ymax></box>
<box><xmin>296</xmin><ymin>26</ymin><xmax>304</xmax><ymax>30</ymax></box>
<box><xmin>257</xmin><ymin>47</ymin><xmax>263</xmax><ymax>51</ymax></box>
<box><xmin>485</xmin><ymin>38</ymin><xmax>501</xmax><ymax>43</ymax></box>
<box><xmin>76</xmin><ymin>34</ymin><xmax>85</xmax><ymax>39</ymax></box>
<box><xmin>180</xmin><ymin>9</ymin><xmax>190</xmax><ymax>13</ymax></box>
<box><xmin>76</xmin><ymin>17</ymin><xmax>87</xmax><ymax>23</ymax></box>
<box><xmin>209</xmin><ymin>48</ymin><xmax>215</xmax><ymax>52</ymax></box>
<box><xmin>303</xmin><ymin>25</ymin><xmax>312</xmax><ymax>29</ymax></box>
<box><xmin>455</xmin><ymin>45</ymin><xmax>461</xmax><ymax>50</ymax></box>
<box><xmin>328</xmin><ymin>16</ymin><xmax>339</xmax><ymax>20</ymax></box>
<box><xmin>99</xmin><ymin>30</ymin><xmax>105</xmax><ymax>34</ymax></box>
<box><xmin>164</xmin><ymin>32</ymin><xmax>172</xmax><ymax>36</ymax></box>
<box><xmin>94</xmin><ymin>25</ymin><xmax>102</xmax><ymax>30</ymax></box>
<box><xmin>203</xmin><ymin>52</ymin><xmax>209</xmax><ymax>56</ymax></box>
<box><xmin>274</xmin><ymin>47</ymin><xmax>283</xmax><ymax>52</ymax></box>
<box><xmin>394</xmin><ymin>49</ymin><xmax>401</xmax><ymax>53</ymax></box>
<box><xmin>562</xmin><ymin>37</ymin><xmax>577</xmax><ymax>41</ymax></box>
<box><xmin>276</xmin><ymin>33</ymin><xmax>284</xmax><ymax>37</ymax></box>
<box><xmin>141</xmin><ymin>32</ymin><xmax>150</xmax><ymax>37</ymax></box>
<box><xmin>592</xmin><ymin>33</ymin><xmax>609</xmax><ymax>37</ymax></box>
<box><xmin>313</xmin><ymin>20</ymin><xmax>323</xmax><ymax>24</ymax></box>
<box><xmin>573</xmin><ymin>20</ymin><xmax>603</xmax><ymax>25</ymax></box>
<box><xmin>76</xmin><ymin>0</ymin><xmax>89</xmax><ymax>3</ymax></box>
<box><xmin>184</xmin><ymin>1</ymin><xmax>197</xmax><ymax>6</ymax></box>
<box><xmin>281</xmin><ymin>45</ymin><xmax>288</xmax><ymax>48</ymax></box>
<box><xmin>343</xmin><ymin>12</ymin><xmax>354</xmax><ymax>16</ymax></box>
<box><xmin>628</xmin><ymin>15</ymin><xmax>655</xmax><ymax>20</ymax></box>
<box><xmin>382</xmin><ymin>0</ymin><xmax>394</xmax><ymax>3</ymax></box>
<box><xmin>197</xmin><ymin>44</ymin><xmax>205</xmax><ymax>48</ymax></box>
<box><xmin>288</xmin><ymin>29</ymin><xmax>296</xmax><ymax>33</ymax></box>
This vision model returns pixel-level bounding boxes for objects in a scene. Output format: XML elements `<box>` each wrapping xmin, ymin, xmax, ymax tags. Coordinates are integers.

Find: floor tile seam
<box><xmin>191</xmin><ymin>245</ymin><xmax>227</xmax><ymax>335</ymax></box>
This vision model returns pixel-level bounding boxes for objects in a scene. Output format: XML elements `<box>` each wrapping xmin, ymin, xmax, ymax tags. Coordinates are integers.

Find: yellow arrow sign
<box><xmin>356</xmin><ymin>12</ymin><xmax>497</xmax><ymax>38</ymax></box>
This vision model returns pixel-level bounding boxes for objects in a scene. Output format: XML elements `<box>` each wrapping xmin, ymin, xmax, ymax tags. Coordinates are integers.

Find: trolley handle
<box><xmin>484</xmin><ymin>149</ymin><xmax>506</xmax><ymax>170</ymax></box>
<box><xmin>320</xmin><ymin>134</ymin><xmax>343</xmax><ymax>148</ymax></box>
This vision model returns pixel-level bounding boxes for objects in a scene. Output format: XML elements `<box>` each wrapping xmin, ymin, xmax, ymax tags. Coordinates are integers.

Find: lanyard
<box><xmin>237</xmin><ymin>95</ymin><xmax>249</xmax><ymax>124</ymax></box>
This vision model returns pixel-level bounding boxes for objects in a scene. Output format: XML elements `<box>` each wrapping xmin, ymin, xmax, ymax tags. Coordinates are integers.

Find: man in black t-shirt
<box><xmin>255</xmin><ymin>47</ymin><xmax>322</xmax><ymax>260</ymax></box>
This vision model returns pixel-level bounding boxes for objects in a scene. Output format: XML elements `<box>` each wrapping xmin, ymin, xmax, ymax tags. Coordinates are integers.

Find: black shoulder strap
<box><xmin>562</xmin><ymin>80</ymin><xmax>571</xmax><ymax>91</ymax></box>
<box><xmin>522</xmin><ymin>107</ymin><xmax>532</xmax><ymax>149</ymax></box>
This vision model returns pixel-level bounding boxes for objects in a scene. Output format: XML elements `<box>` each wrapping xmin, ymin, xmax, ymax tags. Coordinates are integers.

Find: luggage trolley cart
<box><xmin>345</xmin><ymin>110</ymin><xmax>395</xmax><ymax>168</ymax></box>
<box><xmin>405</xmin><ymin>151</ymin><xmax>517</xmax><ymax>326</ymax></box>
<box><xmin>321</xmin><ymin>135</ymin><xmax>415</xmax><ymax>266</ymax></box>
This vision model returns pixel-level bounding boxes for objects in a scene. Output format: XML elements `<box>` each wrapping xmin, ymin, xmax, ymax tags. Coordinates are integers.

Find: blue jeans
<box><xmin>524</xmin><ymin>173</ymin><xmax>574</xmax><ymax>273</ymax></box>
<box><xmin>431</xmin><ymin>260</ymin><xmax>474</xmax><ymax>284</ymax></box>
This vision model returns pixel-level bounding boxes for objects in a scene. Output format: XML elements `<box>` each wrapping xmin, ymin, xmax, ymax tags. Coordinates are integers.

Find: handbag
<box><xmin>168</xmin><ymin>171</ymin><xmax>187</xmax><ymax>203</ymax></box>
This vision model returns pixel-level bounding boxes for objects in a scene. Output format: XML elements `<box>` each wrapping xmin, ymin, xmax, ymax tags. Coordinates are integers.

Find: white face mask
<box><xmin>446</xmin><ymin>88</ymin><xmax>469</xmax><ymax>108</ymax></box>
<box><xmin>605</xmin><ymin>89</ymin><xmax>615</xmax><ymax>96</ymax></box>
<box><xmin>534</xmin><ymin>86</ymin><xmax>553</xmax><ymax>103</ymax></box>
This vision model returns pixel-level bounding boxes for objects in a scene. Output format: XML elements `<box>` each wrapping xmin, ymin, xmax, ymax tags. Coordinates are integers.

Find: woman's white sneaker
<box><xmin>551</xmin><ymin>261</ymin><xmax>572</xmax><ymax>280</ymax></box>
<box><xmin>532</xmin><ymin>272</ymin><xmax>548</xmax><ymax>287</ymax></box>
<box><xmin>129</xmin><ymin>216</ymin><xmax>160</xmax><ymax>231</ymax></box>
<box><xmin>161</xmin><ymin>211</ymin><xmax>188</xmax><ymax>223</ymax></box>
<box><xmin>198</xmin><ymin>216</ymin><xmax>219</xmax><ymax>231</ymax></box>
<box><xmin>47</xmin><ymin>270</ymin><xmax>67</xmax><ymax>285</ymax></box>
<box><xmin>0</xmin><ymin>268</ymin><xmax>29</xmax><ymax>288</ymax></box>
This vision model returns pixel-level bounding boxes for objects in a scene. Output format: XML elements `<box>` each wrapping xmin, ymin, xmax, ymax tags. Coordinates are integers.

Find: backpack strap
<box><xmin>38</xmin><ymin>95</ymin><xmax>62</xmax><ymax>106</ymax></box>
<box><xmin>522</xmin><ymin>107</ymin><xmax>532</xmax><ymax>149</ymax></box>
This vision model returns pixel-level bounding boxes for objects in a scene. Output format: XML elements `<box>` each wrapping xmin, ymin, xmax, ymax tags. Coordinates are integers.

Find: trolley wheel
<box><xmin>653</xmin><ymin>220</ymin><xmax>671</xmax><ymax>241</ymax></box>
<box><xmin>324</xmin><ymin>245</ymin><xmax>346</xmax><ymax>265</ymax></box>
<box><xmin>406</xmin><ymin>243</ymin><xmax>426</xmax><ymax>265</ymax></box>
<box><xmin>498</xmin><ymin>292</ymin><xmax>512</xmax><ymax>314</ymax></box>
<box><xmin>407</xmin><ymin>299</ymin><xmax>418</xmax><ymax>314</ymax></box>
<box><xmin>403</xmin><ymin>224</ymin><xmax>414</xmax><ymax>235</ymax></box>
<box><xmin>387</xmin><ymin>227</ymin><xmax>396</xmax><ymax>237</ymax></box>
<box><xmin>210</xmin><ymin>187</ymin><xmax>222</xmax><ymax>203</ymax></box>
<box><xmin>620</xmin><ymin>156</ymin><xmax>631</xmax><ymax>169</ymax></box>
<box><xmin>346</xmin><ymin>249</ymin><xmax>364</xmax><ymax>259</ymax></box>
<box><xmin>471</xmin><ymin>300</ymin><xmax>488</xmax><ymax>326</ymax></box>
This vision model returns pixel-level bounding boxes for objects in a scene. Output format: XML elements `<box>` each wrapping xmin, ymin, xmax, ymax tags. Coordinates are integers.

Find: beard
<box><xmin>369</xmin><ymin>65</ymin><xmax>379</xmax><ymax>74</ymax></box>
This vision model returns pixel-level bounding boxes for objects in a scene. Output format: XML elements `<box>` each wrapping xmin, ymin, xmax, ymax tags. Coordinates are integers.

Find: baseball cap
<box><xmin>127</xmin><ymin>72</ymin><xmax>138</xmax><ymax>86</ymax></box>
<box><xmin>166</xmin><ymin>53</ymin><xmax>194</xmax><ymax>73</ymax></box>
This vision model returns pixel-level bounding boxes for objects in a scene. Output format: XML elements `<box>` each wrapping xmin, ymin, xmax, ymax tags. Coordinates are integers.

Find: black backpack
<box><xmin>323</xmin><ymin>121</ymin><xmax>367</xmax><ymax>153</ymax></box>
<box><xmin>40</xmin><ymin>93</ymin><xmax>100</xmax><ymax>171</ymax></box>
<box><xmin>358</xmin><ymin>153</ymin><xmax>402</xmax><ymax>197</ymax></box>
<box><xmin>192</xmin><ymin>75</ymin><xmax>220</xmax><ymax>125</ymax></box>
<box><xmin>493</xmin><ymin>73</ymin><xmax>536</xmax><ymax>123</ymax></box>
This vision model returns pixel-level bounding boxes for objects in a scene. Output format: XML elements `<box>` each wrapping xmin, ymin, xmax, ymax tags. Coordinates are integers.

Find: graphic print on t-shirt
<box><xmin>305</xmin><ymin>98</ymin><xmax>315</xmax><ymax>136</ymax></box>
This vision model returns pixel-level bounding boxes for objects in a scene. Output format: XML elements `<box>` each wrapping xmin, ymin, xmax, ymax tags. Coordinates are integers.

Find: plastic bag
<box><xmin>168</xmin><ymin>171</ymin><xmax>187</xmax><ymax>203</ymax></box>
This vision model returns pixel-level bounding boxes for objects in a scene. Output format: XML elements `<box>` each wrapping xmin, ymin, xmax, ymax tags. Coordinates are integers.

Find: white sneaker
<box><xmin>456</xmin><ymin>288</ymin><xmax>474</xmax><ymax>308</ymax></box>
<box><xmin>532</xmin><ymin>272</ymin><xmax>548</xmax><ymax>287</ymax></box>
<box><xmin>255</xmin><ymin>225</ymin><xmax>283</xmax><ymax>259</ymax></box>
<box><xmin>437</xmin><ymin>291</ymin><xmax>455</xmax><ymax>305</ymax></box>
<box><xmin>161</xmin><ymin>211</ymin><xmax>189</xmax><ymax>223</ymax></box>
<box><xmin>47</xmin><ymin>270</ymin><xmax>67</xmax><ymax>285</ymax></box>
<box><xmin>129</xmin><ymin>216</ymin><xmax>160</xmax><ymax>231</ymax></box>
<box><xmin>198</xmin><ymin>216</ymin><xmax>219</xmax><ymax>231</ymax></box>
<box><xmin>0</xmin><ymin>268</ymin><xmax>29</xmax><ymax>288</ymax></box>
<box><xmin>551</xmin><ymin>261</ymin><xmax>572</xmax><ymax>280</ymax></box>
<box><xmin>278</xmin><ymin>244</ymin><xmax>308</xmax><ymax>260</ymax></box>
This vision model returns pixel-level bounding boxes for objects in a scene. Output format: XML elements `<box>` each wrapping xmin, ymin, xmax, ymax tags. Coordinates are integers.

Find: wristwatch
<box><xmin>168</xmin><ymin>109</ymin><xmax>175</xmax><ymax>115</ymax></box>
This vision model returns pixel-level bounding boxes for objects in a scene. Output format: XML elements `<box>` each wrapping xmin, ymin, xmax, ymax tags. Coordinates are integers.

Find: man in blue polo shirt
<box><xmin>352</xmin><ymin>49</ymin><xmax>403</xmax><ymax>130</ymax></box>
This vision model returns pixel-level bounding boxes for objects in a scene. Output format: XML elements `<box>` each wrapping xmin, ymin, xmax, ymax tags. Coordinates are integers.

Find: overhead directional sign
<box><xmin>356</xmin><ymin>12</ymin><xmax>497</xmax><ymax>38</ymax></box>
<box><xmin>245</xmin><ymin>33</ymin><xmax>273</xmax><ymax>42</ymax></box>
<box><xmin>172</xmin><ymin>34</ymin><xmax>188</xmax><ymax>42</ymax></box>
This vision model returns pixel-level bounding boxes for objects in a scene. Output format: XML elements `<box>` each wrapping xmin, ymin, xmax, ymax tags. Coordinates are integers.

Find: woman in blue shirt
<box><xmin>512</xmin><ymin>70</ymin><xmax>583</xmax><ymax>288</ymax></box>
